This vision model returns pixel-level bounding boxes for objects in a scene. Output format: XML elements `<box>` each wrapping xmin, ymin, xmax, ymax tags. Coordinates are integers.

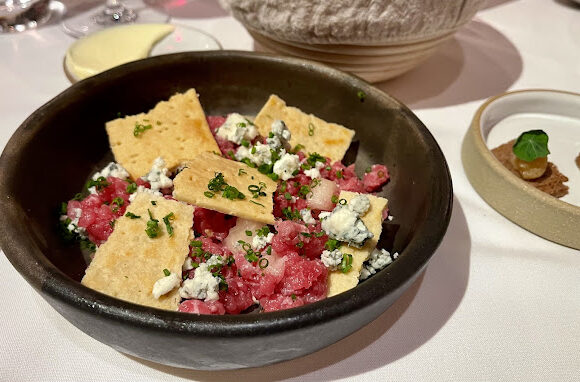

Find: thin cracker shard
<box><xmin>326</xmin><ymin>191</ymin><xmax>388</xmax><ymax>297</ymax></box>
<box><xmin>254</xmin><ymin>94</ymin><xmax>355</xmax><ymax>162</ymax></box>
<box><xmin>173</xmin><ymin>152</ymin><xmax>278</xmax><ymax>224</ymax></box>
<box><xmin>81</xmin><ymin>193</ymin><xmax>194</xmax><ymax>311</ymax></box>
<box><xmin>105</xmin><ymin>89</ymin><xmax>220</xmax><ymax>179</ymax></box>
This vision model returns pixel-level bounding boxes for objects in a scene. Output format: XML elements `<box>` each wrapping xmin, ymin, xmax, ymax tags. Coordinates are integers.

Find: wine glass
<box><xmin>62</xmin><ymin>0</ymin><xmax>170</xmax><ymax>38</ymax></box>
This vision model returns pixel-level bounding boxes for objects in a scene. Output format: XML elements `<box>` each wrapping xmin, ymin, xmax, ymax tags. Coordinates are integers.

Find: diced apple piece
<box><xmin>307</xmin><ymin>178</ymin><xmax>338</xmax><ymax>211</ymax></box>
<box><xmin>223</xmin><ymin>218</ymin><xmax>264</xmax><ymax>254</ymax></box>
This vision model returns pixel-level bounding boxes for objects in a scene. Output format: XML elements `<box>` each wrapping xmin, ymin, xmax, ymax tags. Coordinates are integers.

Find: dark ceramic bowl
<box><xmin>0</xmin><ymin>51</ymin><xmax>452</xmax><ymax>370</ymax></box>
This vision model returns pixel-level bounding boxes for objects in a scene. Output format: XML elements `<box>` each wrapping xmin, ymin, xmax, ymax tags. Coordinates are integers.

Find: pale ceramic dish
<box><xmin>221</xmin><ymin>0</ymin><xmax>485</xmax><ymax>82</ymax></box>
<box><xmin>462</xmin><ymin>89</ymin><xmax>580</xmax><ymax>249</ymax></box>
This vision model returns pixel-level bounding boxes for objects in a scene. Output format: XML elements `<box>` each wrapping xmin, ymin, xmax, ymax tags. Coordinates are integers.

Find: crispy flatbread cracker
<box><xmin>327</xmin><ymin>191</ymin><xmax>388</xmax><ymax>297</ymax></box>
<box><xmin>253</xmin><ymin>95</ymin><xmax>355</xmax><ymax>162</ymax></box>
<box><xmin>106</xmin><ymin>89</ymin><xmax>219</xmax><ymax>179</ymax></box>
<box><xmin>82</xmin><ymin>193</ymin><xmax>194</xmax><ymax>310</ymax></box>
<box><xmin>173</xmin><ymin>152</ymin><xmax>278</xmax><ymax>224</ymax></box>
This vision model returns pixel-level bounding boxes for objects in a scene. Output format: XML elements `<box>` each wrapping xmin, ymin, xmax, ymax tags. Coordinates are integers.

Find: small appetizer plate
<box><xmin>462</xmin><ymin>89</ymin><xmax>580</xmax><ymax>249</ymax></box>
<box><xmin>65</xmin><ymin>23</ymin><xmax>221</xmax><ymax>82</ymax></box>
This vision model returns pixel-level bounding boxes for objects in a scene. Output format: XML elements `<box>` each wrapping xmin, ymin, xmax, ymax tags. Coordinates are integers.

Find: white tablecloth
<box><xmin>1</xmin><ymin>1</ymin><xmax>579</xmax><ymax>381</ymax></box>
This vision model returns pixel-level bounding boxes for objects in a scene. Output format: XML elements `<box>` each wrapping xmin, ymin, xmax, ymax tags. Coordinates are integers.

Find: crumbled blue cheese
<box><xmin>252</xmin><ymin>232</ymin><xmax>274</xmax><ymax>251</ymax></box>
<box><xmin>206</xmin><ymin>254</ymin><xmax>224</xmax><ymax>268</ymax></box>
<box><xmin>60</xmin><ymin>207</ymin><xmax>87</xmax><ymax>239</ymax></box>
<box><xmin>235</xmin><ymin>142</ymin><xmax>272</xmax><ymax>166</ymax></box>
<box><xmin>303</xmin><ymin>161</ymin><xmax>325</xmax><ymax>179</ymax></box>
<box><xmin>321</xmin><ymin>249</ymin><xmax>343</xmax><ymax>270</ymax></box>
<box><xmin>142</xmin><ymin>157</ymin><xmax>173</xmax><ymax>192</ymax></box>
<box><xmin>359</xmin><ymin>248</ymin><xmax>397</xmax><ymax>280</ymax></box>
<box><xmin>179</xmin><ymin>263</ymin><xmax>220</xmax><ymax>301</ymax></box>
<box><xmin>273</xmin><ymin>152</ymin><xmax>300</xmax><ymax>180</ymax></box>
<box><xmin>92</xmin><ymin>162</ymin><xmax>130</xmax><ymax>182</ymax></box>
<box><xmin>349</xmin><ymin>194</ymin><xmax>370</xmax><ymax>216</ymax></box>
<box><xmin>182</xmin><ymin>257</ymin><xmax>195</xmax><ymax>271</ymax></box>
<box><xmin>300</xmin><ymin>209</ymin><xmax>316</xmax><ymax>225</ymax></box>
<box><xmin>129</xmin><ymin>185</ymin><xmax>162</xmax><ymax>202</ymax></box>
<box><xmin>216</xmin><ymin>113</ymin><xmax>258</xmax><ymax>145</ymax></box>
<box><xmin>267</xmin><ymin>120</ymin><xmax>291</xmax><ymax>151</ymax></box>
<box><xmin>320</xmin><ymin>205</ymin><xmax>373</xmax><ymax>247</ymax></box>
<box><xmin>152</xmin><ymin>272</ymin><xmax>181</xmax><ymax>299</ymax></box>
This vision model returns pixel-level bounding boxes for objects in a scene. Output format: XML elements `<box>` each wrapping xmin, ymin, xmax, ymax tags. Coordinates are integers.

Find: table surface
<box><xmin>1</xmin><ymin>1</ymin><xmax>579</xmax><ymax>381</ymax></box>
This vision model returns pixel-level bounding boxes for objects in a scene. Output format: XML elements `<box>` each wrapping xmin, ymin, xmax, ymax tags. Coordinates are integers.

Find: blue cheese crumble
<box><xmin>92</xmin><ymin>162</ymin><xmax>130</xmax><ymax>180</ymax></box>
<box><xmin>300</xmin><ymin>209</ymin><xmax>316</xmax><ymax>225</ymax></box>
<box><xmin>321</xmin><ymin>249</ymin><xmax>343</xmax><ymax>270</ymax></box>
<box><xmin>142</xmin><ymin>157</ymin><xmax>173</xmax><ymax>192</ymax></box>
<box><xmin>252</xmin><ymin>232</ymin><xmax>274</xmax><ymax>251</ymax></box>
<box><xmin>179</xmin><ymin>263</ymin><xmax>220</xmax><ymax>301</ymax></box>
<box><xmin>303</xmin><ymin>161</ymin><xmax>325</xmax><ymax>179</ymax></box>
<box><xmin>152</xmin><ymin>271</ymin><xmax>181</xmax><ymax>299</ymax></box>
<box><xmin>320</xmin><ymin>195</ymin><xmax>373</xmax><ymax>247</ymax></box>
<box><xmin>359</xmin><ymin>248</ymin><xmax>398</xmax><ymax>280</ymax></box>
<box><xmin>273</xmin><ymin>152</ymin><xmax>300</xmax><ymax>181</ymax></box>
<box><xmin>267</xmin><ymin>120</ymin><xmax>291</xmax><ymax>151</ymax></box>
<box><xmin>235</xmin><ymin>142</ymin><xmax>272</xmax><ymax>166</ymax></box>
<box><xmin>216</xmin><ymin>113</ymin><xmax>258</xmax><ymax>145</ymax></box>
<box><xmin>88</xmin><ymin>162</ymin><xmax>130</xmax><ymax>194</ymax></box>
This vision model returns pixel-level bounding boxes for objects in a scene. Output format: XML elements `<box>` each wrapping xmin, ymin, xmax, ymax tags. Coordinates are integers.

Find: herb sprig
<box><xmin>512</xmin><ymin>130</ymin><xmax>550</xmax><ymax>162</ymax></box>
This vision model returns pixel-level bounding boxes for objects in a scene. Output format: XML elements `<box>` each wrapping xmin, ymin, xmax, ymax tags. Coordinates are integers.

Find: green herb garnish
<box><xmin>163</xmin><ymin>268</ymin><xmax>170</xmax><ymax>277</ymax></box>
<box><xmin>259</xmin><ymin>258</ymin><xmax>269</xmax><ymax>269</ymax></box>
<box><xmin>86</xmin><ymin>176</ymin><xmax>109</xmax><ymax>191</ymax></box>
<box><xmin>308</xmin><ymin>122</ymin><xmax>315</xmax><ymax>136</ymax></box>
<box><xmin>190</xmin><ymin>240</ymin><xmax>202</xmax><ymax>247</ymax></box>
<box><xmin>512</xmin><ymin>130</ymin><xmax>550</xmax><ymax>162</ymax></box>
<box><xmin>222</xmin><ymin>185</ymin><xmax>245</xmax><ymax>200</ymax></box>
<box><xmin>125</xmin><ymin>212</ymin><xmax>141</xmax><ymax>219</ymax></box>
<box><xmin>325</xmin><ymin>238</ymin><xmax>341</xmax><ymax>251</ymax></box>
<box><xmin>133</xmin><ymin>122</ymin><xmax>153</xmax><ymax>137</ymax></box>
<box><xmin>256</xmin><ymin>226</ymin><xmax>270</xmax><ymax>237</ymax></box>
<box><xmin>250</xmin><ymin>200</ymin><xmax>265</xmax><ymax>207</ymax></box>
<box><xmin>245</xmin><ymin>230</ymin><xmax>252</xmax><ymax>236</ymax></box>
<box><xmin>145</xmin><ymin>209</ymin><xmax>160</xmax><ymax>238</ymax></box>
<box><xmin>126</xmin><ymin>182</ymin><xmax>137</xmax><ymax>194</ymax></box>
<box><xmin>340</xmin><ymin>253</ymin><xmax>353</xmax><ymax>273</ymax></box>
<box><xmin>163</xmin><ymin>212</ymin><xmax>175</xmax><ymax>236</ymax></box>
<box><xmin>357</xmin><ymin>90</ymin><xmax>366</xmax><ymax>102</ymax></box>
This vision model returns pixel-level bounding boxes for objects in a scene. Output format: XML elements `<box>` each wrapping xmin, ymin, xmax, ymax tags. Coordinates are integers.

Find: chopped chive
<box><xmin>259</xmin><ymin>258</ymin><xmax>269</xmax><ymax>269</ymax></box>
<box><xmin>204</xmin><ymin>191</ymin><xmax>214</xmax><ymax>198</ymax></box>
<box><xmin>245</xmin><ymin>230</ymin><xmax>252</xmax><ymax>236</ymax></box>
<box><xmin>308</xmin><ymin>122</ymin><xmax>315</xmax><ymax>136</ymax></box>
<box><xmin>125</xmin><ymin>212</ymin><xmax>141</xmax><ymax>219</ymax></box>
<box><xmin>250</xmin><ymin>200</ymin><xmax>265</xmax><ymax>207</ymax></box>
<box><xmin>163</xmin><ymin>212</ymin><xmax>175</xmax><ymax>236</ymax></box>
<box><xmin>163</xmin><ymin>268</ymin><xmax>170</xmax><ymax>276</ymax></box>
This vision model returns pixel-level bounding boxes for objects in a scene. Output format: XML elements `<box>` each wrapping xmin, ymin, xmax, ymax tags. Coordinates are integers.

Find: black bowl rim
<box><xmin>0</xmin><ymin>50</ymin><xmax>453</xmax><ymax>336</ymax></box>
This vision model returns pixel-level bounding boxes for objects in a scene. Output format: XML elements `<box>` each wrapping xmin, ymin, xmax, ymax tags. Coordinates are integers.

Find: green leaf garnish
<box><xmin>512</xmin><ymin>130</ymin><xmax>550</xmax><ymax>162</ymax></box>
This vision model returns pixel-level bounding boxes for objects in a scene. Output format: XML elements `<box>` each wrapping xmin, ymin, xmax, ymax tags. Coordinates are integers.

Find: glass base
<box><xmin>0</xmin><ymin>0</ymin><xmax>65</xmax><ymax>33</ymax></box>
<box><xmin>62</xmin><ymin>0</ymin><xmax>169</xmax><ymax>38</ymax></box>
